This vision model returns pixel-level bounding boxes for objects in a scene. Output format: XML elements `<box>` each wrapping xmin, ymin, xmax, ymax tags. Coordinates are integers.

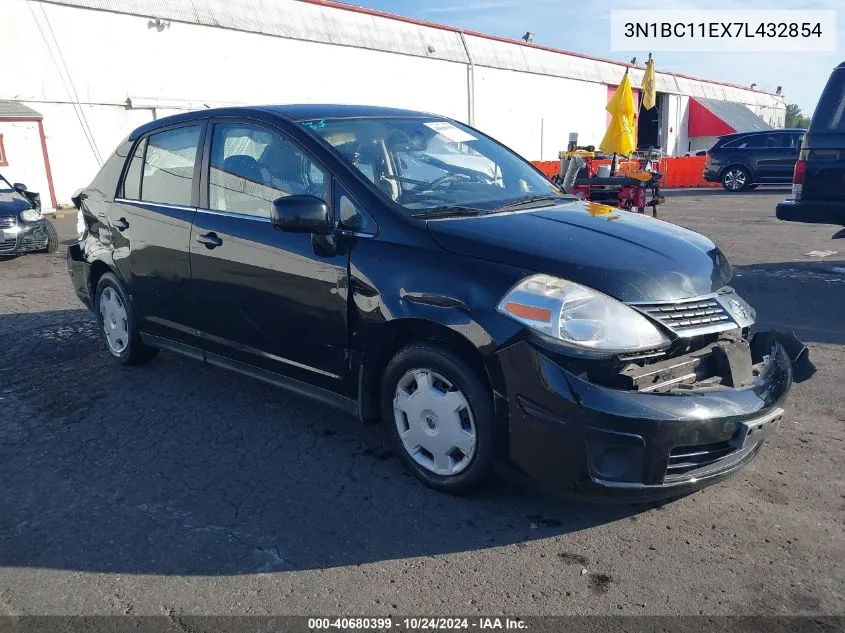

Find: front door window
<box><xmin>208</xmin><ymin>123</ymin><xmax>328</xmax><ymax>217</ymax></box>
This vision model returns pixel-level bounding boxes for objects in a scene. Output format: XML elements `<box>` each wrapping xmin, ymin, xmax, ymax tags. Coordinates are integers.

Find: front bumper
<box><xmin>0</xmin><ymin>219</ymin><xmax>50</xmax><ymax>255</ymax></box>
<box><xmin>492</xmin><ymin>335</ymin><xmax>792</xmax><ymax>501</ymax></box>
<box><xmin>776</xmin><ymin>198</ymin><xmax>845</xmax><ymax>226</ymax></box>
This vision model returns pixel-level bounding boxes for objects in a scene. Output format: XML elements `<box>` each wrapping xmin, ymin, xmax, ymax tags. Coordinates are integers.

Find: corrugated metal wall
<box><xmin>39</xmin><ymin>0</ymin><xmax>785</xmax><ymax>108</ymax></box>
<box><xmin>6</xmin><ymin>0</ymin><xmax>786</xmax><ymax>202</ymax></box>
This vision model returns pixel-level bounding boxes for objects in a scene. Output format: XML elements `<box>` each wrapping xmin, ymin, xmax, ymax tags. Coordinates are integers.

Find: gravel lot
<box><xmin>1</xmin><ymin>191</ymin><xmax>843</xmax><ymax>617</ymax></box>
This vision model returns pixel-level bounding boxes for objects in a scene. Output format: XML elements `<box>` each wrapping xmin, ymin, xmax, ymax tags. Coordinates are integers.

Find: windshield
<box><xmin>302</xmin><ymin>117</ymin><xmax>561</xmax><ymax>212</ymax></box>
<box><xmin>0</xmin><ymin>175</ymin><xmax>14</xmax><ymax>193</ymax></box>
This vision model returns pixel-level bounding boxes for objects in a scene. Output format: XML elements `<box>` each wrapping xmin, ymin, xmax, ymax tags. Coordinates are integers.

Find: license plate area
<box><xmin>730</xmin><ymin>408</ymin><xmax>784</xmax><ymax>450</ymax></box>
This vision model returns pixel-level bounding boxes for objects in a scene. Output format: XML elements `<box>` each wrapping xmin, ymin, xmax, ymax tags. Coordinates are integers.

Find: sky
<box><xmin>346</xmin><ymin>0</ymin><xmax>842</xmax><ymax>114</ymax></box>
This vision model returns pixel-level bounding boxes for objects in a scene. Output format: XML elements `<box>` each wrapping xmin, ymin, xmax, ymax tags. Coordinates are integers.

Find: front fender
<box><xmin>349</xmin><ymin>238</ymin><xmax>526</xmax><ymax>425</ymax></box>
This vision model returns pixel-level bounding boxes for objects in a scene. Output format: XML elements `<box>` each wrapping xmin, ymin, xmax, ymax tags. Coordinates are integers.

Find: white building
<box><xmin>2</xmin><ymin>0</ymin><xmax>786</xmax><ymax>207</ymax></box>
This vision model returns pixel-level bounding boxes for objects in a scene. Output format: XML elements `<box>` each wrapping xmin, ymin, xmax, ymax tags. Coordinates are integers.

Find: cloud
<box><xmin>424</xmin><ymin>1</ymin><xmax>518</xmax><ymax>13</ymax></box>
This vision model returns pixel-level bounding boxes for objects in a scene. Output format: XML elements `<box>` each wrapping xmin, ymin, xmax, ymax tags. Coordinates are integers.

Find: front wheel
<box><xmin>94</xmin><ymin>272</ymin><xmax>158</xmax><ymax>365</ymax></box>
<box><xmin>381</xmin><ymin>343</ymin><xmax>495</xmax><ymax>494</ymax></box>
<box><xmin>722</xmin><ymin>167</ymin><xmax>750</xmax><ymax>192</ymax></box>
<box><xmin>43</xmin><ymin>219</ymin><xmax>59</xmax><ymax>253</ymax></box>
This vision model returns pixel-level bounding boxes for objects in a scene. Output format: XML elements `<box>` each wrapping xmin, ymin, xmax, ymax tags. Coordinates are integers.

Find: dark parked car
<box><xmin>0</xmin><ymin>174</ymin><xmax>59</xmax><ymax>256</ymax></box>
<box><xmin>703</xmin><ymin>128</ymin><xmax>805</xmax><ymax>191</ymax></box>
<box><xmin>777</xmin><ymin>61</ymin><xmax>845</xmax><ymax>225</ymax></box>
<box><xmin>68</xmin><ymin>105</ymin><xmax>796</xmax><ymax>500</ymax></box>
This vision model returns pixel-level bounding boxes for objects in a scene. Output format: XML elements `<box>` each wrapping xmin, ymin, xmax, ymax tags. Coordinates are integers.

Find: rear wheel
<box><xmin>94</xmin><ymin>272</ymin><xmax>157</xmax><ymax>365</ymax></box>
<box><xmin>381</xmin><ymin>342</ymin><xmax>494</xmax><ymax>494</ymax></box>
<box><xmin>43</xmin><ymin>219</ymin><xmax>59</xmax><ymax>253</ymax></box>
<box><xmin>722</xmin><ymin>166</ymin><xmax>750</xmax><ymax>192</ymax></box>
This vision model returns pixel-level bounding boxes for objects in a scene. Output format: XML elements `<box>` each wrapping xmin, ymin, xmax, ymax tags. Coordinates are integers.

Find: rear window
<box><xmin>810</xmin><ymin>68</ymin><xmax>845</xmax><ymax>134</ymax></box>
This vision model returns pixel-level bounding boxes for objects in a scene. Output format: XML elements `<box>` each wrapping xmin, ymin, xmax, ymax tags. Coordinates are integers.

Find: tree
<box><xmin>785</xmin><ymin>103</ymin><xmax>811</xmax><ymax>129</ymax></box>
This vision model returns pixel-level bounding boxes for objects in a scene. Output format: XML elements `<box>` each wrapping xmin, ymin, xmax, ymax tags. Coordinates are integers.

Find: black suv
<box><xmin>777</xmin><ymin>61</ymin><xmax>845</xmax><ymax>225</ymax></box>
<box><xmin>68</xmin><ymin>105</ymin><xmax>795</xmax><ymax>500</ymax></box>
<box><xmin>703</xmin><ymin>129</ymin><xmax>805</xmax><ymax>191</ymax></box>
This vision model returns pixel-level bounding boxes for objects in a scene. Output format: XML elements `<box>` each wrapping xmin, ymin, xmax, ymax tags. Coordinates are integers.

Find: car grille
<box><xmin>0</xmin><ymin>238</ymin><xmax>16</xmax><ymax>253</ymax></box>
<box><xmin>634</xmin><ymin>297</ymin><xmax>733</xmax><ymax>334</ymax></box>
<box><xmin>666</xmin><ymin>441</ymin><xmax>736</xmax><ymax>477</ymax></box>
<box><xmin>0</xmin><ymin>216</ymin><xmax>16</xmax><ymax>228</ymax></box>
<box><xmin>20</xmin><ymin>233</ymin><xmax>47</xmax><ymax>252</ymax></box>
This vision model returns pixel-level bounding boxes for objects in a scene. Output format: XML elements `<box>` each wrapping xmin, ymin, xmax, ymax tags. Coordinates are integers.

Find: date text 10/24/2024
<box><xmin>307</xmin><ymin>617</ymin><xmax>528</xmax><ymax>630</ymax></box>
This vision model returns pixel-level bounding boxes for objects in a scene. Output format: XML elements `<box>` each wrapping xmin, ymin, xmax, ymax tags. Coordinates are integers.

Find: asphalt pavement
<box><xmin>0</xmin><ymin>195</ymin><xmax>842</xmax><ymax>617</ymax></box>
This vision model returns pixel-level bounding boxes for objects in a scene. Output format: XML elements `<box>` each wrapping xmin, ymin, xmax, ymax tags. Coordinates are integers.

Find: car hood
<box><xmin>0</xmin><ymin>190</ymin><xmax>32</xmax><ymax>216</ymax></box>
<box><xmin>425</xmin><ymin>200</ymin><xmax>732</xmax><ymax>303</ymax></box>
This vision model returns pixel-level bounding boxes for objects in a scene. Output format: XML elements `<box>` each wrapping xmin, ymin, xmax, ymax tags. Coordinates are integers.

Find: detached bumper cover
<box><xmin>492</xmin><ymin>336</ymin><xmax>792</xmax><ymax>501</ymax></box>
<box><xmin>67</xmin><ymin>243</ymin><xmax>93</xmax><ymax>309</ymax></box>
<box><xmin>776</xmin><ymin>199</ymin><xmax>845</xmax><ymax>225</ymax></box>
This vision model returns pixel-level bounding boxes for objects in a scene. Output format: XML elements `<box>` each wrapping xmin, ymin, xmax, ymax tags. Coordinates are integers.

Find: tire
<box><xmin>44</xmin><ymin>219</ymin><xmax>59</xmax><ymax>253</ymax></box>
<box><xmin>721</xmin><ymin>166</ymin><xmax>751</xmax><ymax>192</ymax></box>
<box><xmin>381</xmin><ymin>342</ymin><xmax>495</xmax><ymax>494</ymax></box>
<box><xmin>94</xmin><ymin>272</ymin><xmax>158</xmax><ymax>365</ymax></box>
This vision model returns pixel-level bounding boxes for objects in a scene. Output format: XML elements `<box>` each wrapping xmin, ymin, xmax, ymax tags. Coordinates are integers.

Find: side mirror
<box><xmin>13</xmin><ymin>183</ymin><xmax>27</xmax><ymax>192</ymax></box>
<box><xmin>271</xmin><ymin>195</ymin><xmax>331</xmax><ymax>235</ymax></box>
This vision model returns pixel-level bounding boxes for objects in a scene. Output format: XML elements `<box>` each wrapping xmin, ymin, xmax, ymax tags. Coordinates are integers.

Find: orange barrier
<box><xmin>532</xmin><ymin>155</ymin><xmax>720</xmax><ymax>188</ymax></box>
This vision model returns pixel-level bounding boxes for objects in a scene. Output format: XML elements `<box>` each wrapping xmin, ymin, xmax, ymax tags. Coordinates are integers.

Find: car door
<box><xmin>188</xmin><ymin>119</ymin><xmax>350</xmax><ymax>391</ymax></box>
<box><xmin>112</xmin><ymin>122</ymin><xmax>205</xmax><ymax>345</ymax></box>
<box><xmin>752</xmin><ymin>132</ymin><xmax>797</xmax><ymax>181</ymax></box>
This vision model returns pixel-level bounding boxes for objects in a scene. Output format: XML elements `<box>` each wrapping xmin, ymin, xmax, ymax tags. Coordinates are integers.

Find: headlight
<box><xmin>20</xmin><ymin>209</ymin><xmax>41</xmax><ymax>222</ymax></box>
<box><xmin>497</xmin><ymin>274</ymin><xmax>670</xmax><ymax>353</ymax></box>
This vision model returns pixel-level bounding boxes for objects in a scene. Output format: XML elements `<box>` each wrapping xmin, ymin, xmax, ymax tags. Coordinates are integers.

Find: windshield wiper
<box><xmin>492</xmin><ymin>195</ymin><xmax>569</xmax><ymax>212</ymax></box>
<box><xmin>410</xmin><ymin>206</ymin><xmax>485</xmax><ymax>219</ymax></box>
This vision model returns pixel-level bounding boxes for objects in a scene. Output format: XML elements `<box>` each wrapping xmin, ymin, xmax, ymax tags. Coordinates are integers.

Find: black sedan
<box><xmin>68</xmin><ymin>105</ymin><xmax>797</xmax><ymax>500</ymax></box>
<box><xmin>0</xmin><ymin>175</ymin><xmax>59</xmax><ymax>256</ymax></box>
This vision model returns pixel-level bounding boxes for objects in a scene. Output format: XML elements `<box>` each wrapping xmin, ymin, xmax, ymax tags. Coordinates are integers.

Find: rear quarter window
<box><xmin>89</xmin><ymin>139</ymin><xmax>133</xmax><ymax>198</ymax></box>
<box><xmin>722</xmin><ymin>136</ymin><xmax>749</xmax><ymax>149</ymax></box>
<box><xmin>811</xmin><ymin>68</ymin><xmax>845</xmax><ymax>134</ymax></box>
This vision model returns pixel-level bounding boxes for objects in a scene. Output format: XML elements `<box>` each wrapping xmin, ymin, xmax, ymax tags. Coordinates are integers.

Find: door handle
<box><xmin>112</xmin><ymin>217</ymin><xmax>129</xmax><ymax>231</ymax></box>
<box><xmin>196</xmin><ymin>232</ymin><xmax>223</xmax><ymax>248</ymax></box>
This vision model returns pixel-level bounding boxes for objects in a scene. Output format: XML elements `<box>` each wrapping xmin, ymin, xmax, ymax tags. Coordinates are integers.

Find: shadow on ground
<box><xmin>0</xmin><ymin>309</ymin><xmax>639</xmax><ymax>577</ymax></box>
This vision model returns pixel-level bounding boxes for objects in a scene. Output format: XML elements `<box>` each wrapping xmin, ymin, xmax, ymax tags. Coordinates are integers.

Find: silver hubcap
<box><xmin>393</xmin><ymin>369</ymin><xmax>476</xmax><ymax>476</ymax></box>
<box><xmin>724</xmin><ymin>169</ymin><xmax>746</xmax><ymax>190</ymax></box>
<box><xmin>99</xmin><ymin>287</ymin><xmax>129</xmax><ymax>354</ymax></box>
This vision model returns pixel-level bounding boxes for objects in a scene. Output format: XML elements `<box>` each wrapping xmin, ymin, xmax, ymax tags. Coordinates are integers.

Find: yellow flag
<box><xmin>641</xmin><ymin>55</ymin><xmax>656</xmax><ymax>111</ymax></box>
<box><xmin>599</xmin><ymin>71</ymin><xmax>636</xmax><ymax>156</ymax></box>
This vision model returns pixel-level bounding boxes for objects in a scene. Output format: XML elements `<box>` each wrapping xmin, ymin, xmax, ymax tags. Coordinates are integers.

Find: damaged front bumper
<box><xmin>0</xmin><ymin>219</ymin><xmax>49</xmax><ymax>255</ymax></box>
<box><xmin>491</xmin><ymin>331</ymin><xmax>799</xmax><ymax>501</ymax></box>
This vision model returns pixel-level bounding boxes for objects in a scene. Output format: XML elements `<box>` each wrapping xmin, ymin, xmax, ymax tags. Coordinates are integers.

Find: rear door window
<box><xmin>811</xmin><ymin>69</ymin><xmax>845</xmax><ymax>133</ymax></box>
<box><xmin>140</xmin><ymin>125</ymin><xmax>202</xmax><ymax>206</ymax></box>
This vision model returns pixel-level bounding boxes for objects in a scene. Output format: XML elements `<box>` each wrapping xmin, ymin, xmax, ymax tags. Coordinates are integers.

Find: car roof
<box><xmin>718</xmin><ymin>128</ymin><xmax>806</xmax><ymax>140</ymax></box>
<box><xmin>128</xmin><ymin>104</ymin><xmax>438</xmax><ymax>140</ymax></box>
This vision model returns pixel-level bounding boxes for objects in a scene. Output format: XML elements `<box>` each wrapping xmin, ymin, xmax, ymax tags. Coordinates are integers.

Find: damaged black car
<box><xmin>0</xmin><ymin>174</ymin><xmax>59</xmax><ymax>256</ymax></box>
<box><xmin>67</xmin><ymin>105</ymin><xmax>803</xmax><ymax>500</ymax></box>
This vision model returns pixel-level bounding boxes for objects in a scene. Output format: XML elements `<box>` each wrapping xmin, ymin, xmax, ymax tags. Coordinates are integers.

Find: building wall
<box><xmin>0</xmin><ymin>120</ymin><xmax>51</xmax><ymax>202</ymax></box>
<box><xmin>3</xmin><ymin>0</ymin><xmax>788</xmax><ymax>204</ymax></box>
